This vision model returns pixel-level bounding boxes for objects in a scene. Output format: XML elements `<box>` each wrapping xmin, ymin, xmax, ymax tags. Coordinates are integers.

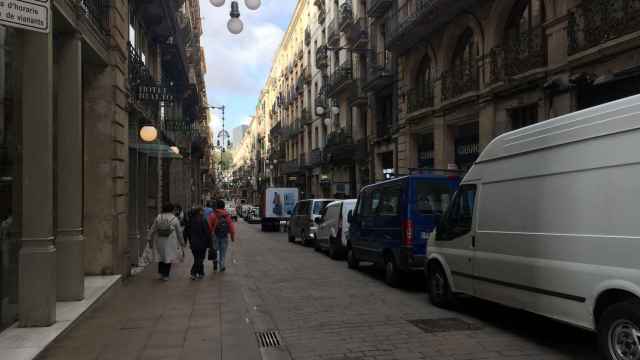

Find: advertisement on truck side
<box><xmin>264</xmin><ymin>188</ymin><xmax>299</xmax><ymax>219</ymax></box>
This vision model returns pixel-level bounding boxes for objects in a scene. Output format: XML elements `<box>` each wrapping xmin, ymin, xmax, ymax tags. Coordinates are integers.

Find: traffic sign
<box><xmin>0</xmin><ymin>0</ymin><xmax>50</xmax><ymax>33</ymax></box>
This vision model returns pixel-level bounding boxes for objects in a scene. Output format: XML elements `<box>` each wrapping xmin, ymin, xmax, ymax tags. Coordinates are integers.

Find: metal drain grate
<box><xmin>408</xmin><ymin>318</ymin><xmax>483</xmax><ymax>333</ymax></box>
<box><xmin>255</xmin><ymin>330</ymin><xmax>282</xmax><ymax>348</ymax></box>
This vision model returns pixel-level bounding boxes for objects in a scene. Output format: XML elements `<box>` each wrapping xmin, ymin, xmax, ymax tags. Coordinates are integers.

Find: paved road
<box><xmin>39</xmin><ymin>221</ymin><xmax>600</xmax><ymax>360</ymax></box>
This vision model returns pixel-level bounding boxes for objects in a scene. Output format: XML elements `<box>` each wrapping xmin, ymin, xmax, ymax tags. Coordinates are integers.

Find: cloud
<box><xmin>198</xmin><ymin>0</ymin><xmax>299</xmax><ymax>132</ymax></box>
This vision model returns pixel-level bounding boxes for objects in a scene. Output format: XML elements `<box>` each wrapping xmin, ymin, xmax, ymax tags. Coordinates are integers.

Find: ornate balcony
<box><xmin>385</xmin><ymin>0</ymin><xmax>475</xmax><ymax>53</ymax></box>
<box><xmin>441</xmin><ymin>64</ymin><xmax>479</xmax><ymax>102</ymax></box>
<box><xmin>316</xmin><ymin>45</ymin><xmax>329</xmax><ymax>70</ymax></box>
<box><xmin>365</xmin><ymin>50</ymin><xmax>393</xmax><ymax>92</ymax></box>
<box><xmin>568</xmin><ymin>0</ymin><xmax>640</xmax><ymax>56</ymax></box>
<box><xmin>327</xmin><ymin>62</ymin><xmax>354</xmax><ymax>96</ymax></box>
<box><xmin>366</xmin><ymin>0</ymin><xmax>392</xmax><ymax>18</ymax></box>
<box><xmin>407</xmin><ymin>87</ymin><xmax>434</xmax><ymax>113</ymax></box>
<box><xmin>324</xmin><ymin>129</ymin><xmax>357</xmax><ymax>164</ymax></box>
<box><xmin>339</xmin><ymin>1</ymin><xmax>354</xmax><ymax>32</ymax></box>
<box><xmin>128</xmin><ymin>43</ymin><xmax>153</xmax><ymax>91</ymax></box>
<box><xmin>347</xmin><ymin>17</ymin><xmax>369</xmax><ymax>48</ymax></box>
<box><xmin>280</xmin><ymin>160</ymin><xmax>301</xmax><ymax>175</ymax></box>
<box><xmin>301</xmin><ymin>109</ymin><xmax>313</xmax><ymax>126</ymax></box>
<box><xmin>80</xmin><ymin>0</ymin><xmax>111</xmax><ymax>36</ymax></box>
<box><xmin>489</xmin><ymin>26</ymin><xmax>547</xmax><ymax>84</ymax></box>
<box><xmin>327</xmin><ymin>18</ymin><xmax>340</xmax><ymax>46</ymax></box>
<box><xmin>349</xmin><ymin>79</ymin><xmax>368</xmax><ymax>106</ymax></box>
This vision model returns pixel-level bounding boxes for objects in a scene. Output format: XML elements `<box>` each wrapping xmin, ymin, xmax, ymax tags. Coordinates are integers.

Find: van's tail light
<box><xmin>403</xmin><ymin>220</ymin><xmax>413</xmax><ymax>247</ymax></box>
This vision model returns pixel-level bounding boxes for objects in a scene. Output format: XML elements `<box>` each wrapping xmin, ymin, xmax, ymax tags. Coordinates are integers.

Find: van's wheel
<box><xmin>288</xmin><ymin>231</ymin><xmax>295</xmax><ymax>243</ymax></box>
<box><xmin>347</xmin><ymin>245</ymin><xmax>359</xmax><ymax>269</ymax></box>
<box><xmin>598</xmin><ymin>299</ymin><xmax>640</xmax><ymax>360</ymax></box>
<box><xmin>328</xmin><ymin>237</ymin><xmax>339</xmax><ymax>260</ymax></box>
<box><xmin>428</xmin><ymin>263</ymin><xmax>454</xmax><ymax>307</ymax></box>
<box><xmin>301</xmin><ymin>231</ymin><xmax>310</xmax><ymax>246</ymax></box>
<box><xmin>314</xmin><ymin>238</ymin><xmax>322</xmax><ymax>252</ymax></box>
<box><xmin>384</xmin><ymin>255</ymin><xmax>400</xmax><ymax>287</ymax></box>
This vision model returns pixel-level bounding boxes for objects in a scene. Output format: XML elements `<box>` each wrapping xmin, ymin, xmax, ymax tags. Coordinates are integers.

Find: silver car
<box><xmin>287</xmin><ymin>199</ymin><xmax>334</xmax><ymax>246</ymax></box>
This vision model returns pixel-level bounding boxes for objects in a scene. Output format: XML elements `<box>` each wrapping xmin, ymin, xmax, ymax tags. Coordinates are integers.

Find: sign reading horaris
<box><xmin>0</xmin><ymin>0</ymin><xmax>49</xmax><ymax>33</ymax></box>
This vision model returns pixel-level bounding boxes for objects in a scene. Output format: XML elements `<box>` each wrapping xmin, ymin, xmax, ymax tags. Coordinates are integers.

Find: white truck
<box><xmin>260</xmin><ymin>187</ymin><xmax>299</xmax><ymax>232</ymax></box>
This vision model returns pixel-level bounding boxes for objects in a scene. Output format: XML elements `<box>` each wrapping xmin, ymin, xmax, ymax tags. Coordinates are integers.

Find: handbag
<box><xmin>141</xmin><ymin>242</ymin><xmax>154</xmax><ymax>265</ymax></box>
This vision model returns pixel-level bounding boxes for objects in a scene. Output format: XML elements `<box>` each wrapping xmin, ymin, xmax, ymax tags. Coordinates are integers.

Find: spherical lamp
<box><xmin>210</xmin><ymin>0</ymin><xmax>225</xmax><ymax>7</ymax></box>
<box><xmin>139</xmin><ymin>126</ymin><xmax>158</xmax><ymax>142</ymax></box>
<box><xmin>227</xmin><ymin>17</ymin><xmax>243</xmax><ymax>34</ymax></box>
<box><xmin>170</xmin><ymin>146</ymin><xmax>180</xmax><ymax>155</ymax></box>
<box><xmin>244</xmin><ymin>0</ymin><xmax>261</xmax><ymax>10</ymax></box>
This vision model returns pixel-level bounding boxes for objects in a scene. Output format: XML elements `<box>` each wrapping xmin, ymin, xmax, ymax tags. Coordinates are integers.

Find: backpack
<box><xmin>157</xmin><ymin>215</ymin><xmax>174</xmax><ymax>237</ymax></box>
<box><xmin>214</xmin><ymin>213</ymin><xmax>230</xmax><ymax>238</ymax></box>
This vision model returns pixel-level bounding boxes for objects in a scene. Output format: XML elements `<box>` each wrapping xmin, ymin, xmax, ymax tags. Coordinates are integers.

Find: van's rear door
<box><xmin>412</xmin><ymin>178</ymin><xmax>459</xmax><ymax>257</ymax></box>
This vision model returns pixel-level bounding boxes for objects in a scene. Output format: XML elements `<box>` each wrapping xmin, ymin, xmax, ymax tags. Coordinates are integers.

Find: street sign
<box><xmin>0</xmin><ymin>0</ymin><xmax>50</xmax><ymax>33</ymax></box>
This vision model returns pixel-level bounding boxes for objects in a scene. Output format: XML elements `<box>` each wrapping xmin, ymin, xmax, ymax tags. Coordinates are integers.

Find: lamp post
<box><xmin>209</xmin><ymin>0</ymin><xmax>261</xmax><ymax>35</ymax></box>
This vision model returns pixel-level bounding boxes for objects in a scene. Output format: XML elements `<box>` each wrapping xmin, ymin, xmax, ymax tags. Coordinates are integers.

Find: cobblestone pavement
<box><xmin>38</xmin><ymin>221</ymin><xmax>599</xmax><ymax>360</ymax></box>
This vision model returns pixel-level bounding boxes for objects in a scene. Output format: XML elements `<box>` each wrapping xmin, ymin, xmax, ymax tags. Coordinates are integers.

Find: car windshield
<box><xmin>313</xmin><ymin>201</ymin><xmax>333</xmax><ymax>215</ymax></box>
<box><xmin>415</xmin><ymin>180</ymin><xmax>455</xmax><ymax>215</ymax></box>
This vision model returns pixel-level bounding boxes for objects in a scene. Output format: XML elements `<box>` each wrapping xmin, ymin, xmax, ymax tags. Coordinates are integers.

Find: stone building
<box><xmin>0</xmin><ymin>0</ymin><xmax>208</xmax><ymax>331</ymax></box>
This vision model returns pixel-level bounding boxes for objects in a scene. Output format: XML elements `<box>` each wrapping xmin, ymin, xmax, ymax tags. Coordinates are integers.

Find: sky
<box><xmin>199</xmin><ymin>0</ymin><xmax>298</xmax><ymax>142</ymax></box>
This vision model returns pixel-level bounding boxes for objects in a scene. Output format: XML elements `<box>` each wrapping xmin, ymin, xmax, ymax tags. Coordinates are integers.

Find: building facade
<box><xmin>238</xmin><ymin>0</ymin><xmax>640</xmax><ymax>200</ymax></box>
<box><xmin>0</xmin><ymin>0</ymin><xmax>209</xmax><ymax>330</ymax></box>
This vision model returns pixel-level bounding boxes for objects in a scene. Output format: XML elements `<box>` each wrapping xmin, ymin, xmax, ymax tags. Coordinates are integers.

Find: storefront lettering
<box><xmin>0</xmin><ymin>0</ymin><xmax>49</xmax><ymax>33</ymax></box>
<box><xmin>137</xmin><ymin>86</ymin><xmax>175</xmax><ymax>102</ymax></box>
<box><xmin>456</xmin><ymin>143</ymin><xmax>478</xmax><ymax>156</ymax></box>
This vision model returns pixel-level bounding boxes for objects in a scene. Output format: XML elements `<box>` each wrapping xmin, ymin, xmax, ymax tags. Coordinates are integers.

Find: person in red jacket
<box><xmin>208</xmin><ymin>199</ymin><xmax>236</xmax><ymax>272</ymax></box>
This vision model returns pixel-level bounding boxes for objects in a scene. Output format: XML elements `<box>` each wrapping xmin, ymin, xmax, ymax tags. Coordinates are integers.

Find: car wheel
<box><xmin>314</xmin><ymin>238</ymin><xmax>322</xmax><ymax>252</ymax></box>
<box><xmin>328</xmin><ymin>237</ymin><xmax>339</xmax><ymax>260</ymax></box>
<box><xmin>598</xmin><ymin>299</ymin><xmax>640</xmax><ymax>360</ymax></box>
<box><xmin>301</xmin><ymin>231</ymin><xmax>310</xmax><ymax>246</ymax></box>
<box><xmin>288</xmin><ymin>230</ymin><xmax>295</xmax><ymax>243</ymax></box>
<box><xmin>384</xmin><ymin>255</ymin><xmax>400</xmax><ymax>287</ymax></box>
<box><xmin>428</xmin><ymin>263</ymin><xmax>454</xmax><ymax>308</ymax></box>
<box><xmin>347</xmin><ymin>245</ymin><xmax>359</xmax><ymax>269</ymax></box>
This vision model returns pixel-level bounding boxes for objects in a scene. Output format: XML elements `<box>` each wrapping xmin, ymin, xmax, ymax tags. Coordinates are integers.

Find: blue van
<box><xmin>347</xmin><ymin>173</ymin><xmax>460</xmax><ymax>286</ymax></box>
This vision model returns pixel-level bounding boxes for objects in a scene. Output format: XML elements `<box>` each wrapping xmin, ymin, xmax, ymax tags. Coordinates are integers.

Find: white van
<box><xmin>426</xmin><ymin>94</ymin><xmax>640</xmax><ymax>360</ymax></box>
<box><xmin>314</xmin><ymin>199</ymin><xmax>357</xmax><ymax>259</ymax></box>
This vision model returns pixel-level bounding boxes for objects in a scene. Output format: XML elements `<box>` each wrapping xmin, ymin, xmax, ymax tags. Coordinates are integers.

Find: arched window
<box><xmin>505</xmin><ymin>0</ymin><xmax>545</xmax><ymax>55</ymax></box>
<box><xmin>416</xmin><ymin>54</ymin><xmax>434</xmax><ymax>96</ymax></box>
<box><xmin>443</xmin><ymin>27</ymin><xmax>479</xmax><ymax>100</ymax></box>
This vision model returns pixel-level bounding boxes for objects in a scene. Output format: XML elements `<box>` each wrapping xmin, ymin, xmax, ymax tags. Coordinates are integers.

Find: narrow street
<box><xmin>38</xmin><ymin>221</ymin><xmax>599</xmax><ymax>360</ymax></box>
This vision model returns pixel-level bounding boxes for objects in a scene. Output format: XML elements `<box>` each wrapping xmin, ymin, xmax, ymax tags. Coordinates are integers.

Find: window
<box><xmin>356</xmin><ymin>190</ymin><xmax>370</xmax><ymax>216</ymax></box>
<box><xmin>378</xmin><ymin>187</ymin><xmax>402</xmax><ymax>216</ymax></box>
<box><xmin>415</xmin><ymin>181</ymin><xmax>454</xmax><ymax>215</ymax></box>
<box><xmin>437</xmin><ymin>185</ymin><xmax>477</xmax><ymax>241</ymax></box>
<box><xmin>297</xmin><ymin>201</ymin><xmax>310</xmax><ymax>215</ymax></box>
<box><xmin>452</xmin><ymin>28</ymin><xmax>478</xmax><ymax>73</ymax></box>
<box><xmin>314</xmin><ymin>200</ymin><xmax>333</xmax><ymax>215</ymax></box>
<box><xmin>510</xmin><ymin>104</ymin><xmax>538</xmax><ymax>130</ymax></box>
<box><xmin>369</xmin><ymin>190</ymin><xmax>382</xmax><ymax>215</ymax></box>
<box><xmin>416</xmin><ymin>54</ymin><xmax>434</xmax><ymax>97</ymax></box>
<box><xmin>505</xmin><ymin>0</ymin><xmax>545</xmax><ymax>56</ymax></box>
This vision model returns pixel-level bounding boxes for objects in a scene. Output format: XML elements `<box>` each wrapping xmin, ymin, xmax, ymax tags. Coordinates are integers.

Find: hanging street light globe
<box><xmin>139</xmin><ymin>126</ymin><xmax>158</xmax><ymax>142</ymax></box>
<box><xmin>210</xmin><ymin>0</ymin><xmax>225</xmax><ymax>7</ymax></box>
<box><xmin>170</xmin><ymin>146</ymin><xmax>180</xmax><ymax>155</ymax></box>
<box><xmin>227</xmin><ymin>17</ymin><xmax>243</xmax><ymax>34</ymax></box>
<box><xmin>244</xmin><ymin>0</ymin><xmax>261</xmax><ymax>10</ymax></box>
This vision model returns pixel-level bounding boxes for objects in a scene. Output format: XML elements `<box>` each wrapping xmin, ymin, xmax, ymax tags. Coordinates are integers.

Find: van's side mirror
<box><xmin>347</xmin><ymin>210</ymin><xmax>353</xmax><ymax>223</ymax></box>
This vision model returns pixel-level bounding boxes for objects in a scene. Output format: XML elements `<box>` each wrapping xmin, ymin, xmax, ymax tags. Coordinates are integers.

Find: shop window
<box><xmin>416</xmin><ymin>134</ymin><xmax>434</xmax><ymax>169</ymax></box>
<box><xmin>510</xmin><ymin>104</ymin><xmax>538</xmax><ymax>130</ymax></box>
<box><xmin>454</xmin><ymin>122</ymin><xmax>479</xmax><ymax>171</ymax></box>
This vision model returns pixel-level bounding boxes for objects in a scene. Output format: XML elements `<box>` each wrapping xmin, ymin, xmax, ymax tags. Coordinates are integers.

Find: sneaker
<box><xmin>190</xmin><ymin>275</ymin><xmax>197</xmax><ymax>280</ymax></box>
<box><xmin>213</xmin><ymin>262</ymin><xmax>218</xmax><ymax>271</ymax></box>
<box><xmin>162</xmin><ymin>276</ymin><xmax>169</xmax><ymax>281</ymax></box>
<box><xmin>220</xmin><ymin>267</ymin><xmax>226</xmax><ymax>272</ymax></box>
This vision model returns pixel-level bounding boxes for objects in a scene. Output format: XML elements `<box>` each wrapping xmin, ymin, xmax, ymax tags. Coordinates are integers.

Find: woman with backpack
<box><xmin>188</xmin><ymin>207</ymin><xmax>211</xmax><ymax>279</ymax></box>
<box><xmin>207</xmin><ymin>199</ymin><xmax>236</xmax><ymax>272</ymax></box>
<box><xmin>148</xmin><ymin>203</ymin><xmax>185</xmax><ymax>281</ymax></box>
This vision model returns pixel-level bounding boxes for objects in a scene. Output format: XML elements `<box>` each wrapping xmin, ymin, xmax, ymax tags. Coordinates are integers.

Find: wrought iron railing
<box><xmin>328</xmin><ymin>62</ymin><xmax>353</xmax><ymax>94</ymax></box>
<box><xmin>128</xmin><ymin>42</ymin><xmax>153</xmax><ymax>92</ymax></box>
<box><xmin>310</xmin><ymin>149</ymin><xmax>323</xmax><ymax>166</ymax></box>
<box><xmin>327</xmin><ymin>17</ymin><xmax>340</xmax><ymax>45</ymax></box>
<box><xmin>80</xmin><ymin>0</ymin><xmax>111</xmax><ymax>36</ymax></box>
<box><xmin>316</xmin><ymin>45</ymin><xmax>329</xmax><ymax>70</ymax></box>
<box><xmin>489</xmin><ymin>26</ymin><xmax>546</xmax><ymax>83</ymax></box>
<box><xmin>280</xmin><ymin>160</ymin><xmax>300</xmax><ymax>174</ymax></box>
<box><xmin>324</xmin><ymin>129</ymin><xmax>357</xmax><ymax>163</ymax></box>
<box><xmin>441</xmin><ymin>63</ymin><xmax>479</xmax><ymax>101</ymax></box>
<box><xmin>407</xmin><ymin>86</ymin><xmax>434</xmax><ymax>113</ymax></box>
<box><xmin>301</xmin><ymin>110</ymin><xmax>312</xmax><ymax>126</ymax></box>
<box><xmin>349</xmin><ymin>79</ymin><xmax>368</xmax><ymax>103</ymax></box>
<box><xmin>339</xmin><ymin>1</ymin><xmax>354</xmax><ymax>31</ymax></box>
<box><xmin>367</xmin><ymin>0</ymin><xmax>393</xmax><ymax>18</ymax></box>
<box><xmin>368</xmin><ymin>50</ymin><xmax>392</xmax><ymax>79</ymax></box>
<box><xmin>567</xmin><ymin>0</ymin><xmax>640</xmax><ymax>55</ymax></box>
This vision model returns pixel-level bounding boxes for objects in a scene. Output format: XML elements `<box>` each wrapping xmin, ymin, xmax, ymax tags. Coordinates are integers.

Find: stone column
<box><xmin>19</xmin><ymin>30</ymin><xmax>56</xmax><ymax>327</ymax></box>
<box><xmin>479</xmin><ymin>99</ymin><xmax>496</xmax><ymax>150</ymax></box>
<box><xmin>55</xmin><ymin>33</ymin><xmax>84</xmax><ymax>300</ymax></box>
<box><xmin>433</xmin><ymin>117</ymin><xmax>455</xmax><ymax>169</ymax></box>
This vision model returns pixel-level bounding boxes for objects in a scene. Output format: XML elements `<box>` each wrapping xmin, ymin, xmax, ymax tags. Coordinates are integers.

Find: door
<box><xmin>372</xmin><ymin>184</ymin><xmax>403</xmax><ymax>264</ymax></box>
<box><xmin>433</xmin><ymin>184</ymin><xmax>477</xmax><ymax>295</ymax></box>
<box><xmin>350</xmin><ymin>189</ymin><xmax>374</xmax><ymax>260</ymax></box>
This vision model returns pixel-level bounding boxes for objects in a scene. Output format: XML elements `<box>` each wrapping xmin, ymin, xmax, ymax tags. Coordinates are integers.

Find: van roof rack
<box><xmin>408</xmin><ymin>168</ymin><xmax>466</xmax><ymax>176</ymax></box>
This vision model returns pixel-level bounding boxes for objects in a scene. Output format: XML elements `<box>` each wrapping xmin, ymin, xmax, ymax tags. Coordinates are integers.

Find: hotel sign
<box><xmin>0</xmin><ymin>0</ymin><xmax>50</xmax><ymax>33</ymax></box>
<box><xmin>137</xmin><ymin>85</ymin><xmax>175</xmax><ymax>102</ymax></box>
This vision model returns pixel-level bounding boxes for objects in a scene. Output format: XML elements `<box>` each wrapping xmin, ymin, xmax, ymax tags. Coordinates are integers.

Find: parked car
<box><xmin>313</xmin><ymin>199</ymin><xmax>356</xmax><ymax>259</ymax></box>
<box><xmin>247</xmin><ymin>206</ymin><xmax>261</xmax><ymax>224</ymax></box>
<box><xmin>288</xmin><ymin>199</ymin><xmax>335</xmax><ymax>246</ymax></box>
<box><xmin>347</xmin><ymin>173</ymin><xmax>460</xmax><ymax>287</ymax></box>
<box><xmin>425</xmin><ymin>94</ymin><xmax>640</xmax><ymax>360</ymax></box>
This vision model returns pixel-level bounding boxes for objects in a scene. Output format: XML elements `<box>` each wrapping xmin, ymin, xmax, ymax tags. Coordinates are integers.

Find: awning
<box><xmin>135</xmin><ymin>143</ymin><xmax>183</xmax><ymax>159</ymax></box>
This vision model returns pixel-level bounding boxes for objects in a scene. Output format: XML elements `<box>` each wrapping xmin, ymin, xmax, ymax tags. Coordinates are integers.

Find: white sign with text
<box><xmin>0</xmin><ymin>0</ymin><xmax>49</xmax><ymax>33</ymax></box>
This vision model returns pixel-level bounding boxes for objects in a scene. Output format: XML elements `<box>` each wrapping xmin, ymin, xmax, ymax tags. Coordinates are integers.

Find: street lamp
<box><xmin>210</xmin><ymin>0</ymin><xmax>261</xmax><ymax>35</ymax></box>
<box><xmin>139</xmin><ymin>125</ymin><xmax>158</xmax><ymax>142</ymax></box>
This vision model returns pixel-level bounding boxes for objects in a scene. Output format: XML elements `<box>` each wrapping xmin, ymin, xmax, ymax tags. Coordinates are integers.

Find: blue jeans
<box><xmin>215</xmin><ymin>236</ymin><xmax>229</xmax><ymax>270</ymax></box>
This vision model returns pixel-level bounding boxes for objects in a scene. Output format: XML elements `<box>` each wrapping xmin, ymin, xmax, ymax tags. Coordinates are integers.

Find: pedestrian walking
<box><xmin>204</xmin><ymin>201</ymin><xmax>214</xmax><ymax>219</ymax></box>
<box><xmin>208</xmin><ymin>199</ymin><xmax>236</xmax><ymax>272</ymax></box>
<box><xmin>147</xmin><ymin>203</ymin><xmax>185</xmax><ymax>281</ymax></box>
<box><xmin>188</xmin><ymin>207</ymin><xmax>210</xmax><ymax>280</ymax></box>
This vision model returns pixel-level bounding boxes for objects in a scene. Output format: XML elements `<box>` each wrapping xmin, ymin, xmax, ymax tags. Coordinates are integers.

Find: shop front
<box><xmin>416</xmin><ymin>133</ymin><xmax>435</xmax><ymax>170</ymax></box>
<box><xmin>454</xmin><ymin>122</ymin><xmax>479</xmax><ymax>171</ymax></box>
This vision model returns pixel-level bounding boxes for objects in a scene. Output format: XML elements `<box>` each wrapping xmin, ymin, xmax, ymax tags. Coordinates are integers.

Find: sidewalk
<box><xmin>37</xmin><ymin>245</ymin><xmax>263</xmax><ymax>360</ymax></box>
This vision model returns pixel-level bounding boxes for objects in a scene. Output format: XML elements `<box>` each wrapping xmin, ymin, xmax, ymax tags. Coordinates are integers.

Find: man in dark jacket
<box><xmin>188</xmin><ymin>207</ymin><xmax>211</xmax><ymax>279</ymax></box>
